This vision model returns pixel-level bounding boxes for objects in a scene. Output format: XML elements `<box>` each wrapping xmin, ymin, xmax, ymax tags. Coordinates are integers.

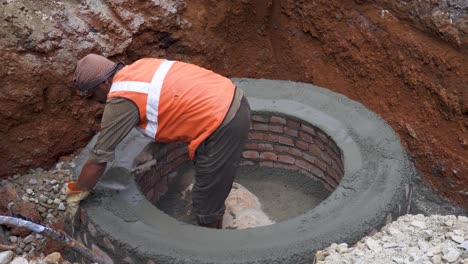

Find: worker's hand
<box><xmin>65</xmin><ymin>181</ymin><xmax>90</xmax><ymax>218</ymax></box>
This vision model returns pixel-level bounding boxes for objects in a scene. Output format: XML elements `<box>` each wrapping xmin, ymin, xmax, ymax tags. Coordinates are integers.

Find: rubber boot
<box><xmin>198</xmin><ymin>219</ymin><xmax>223</xmax><ymax>229</ymax></box>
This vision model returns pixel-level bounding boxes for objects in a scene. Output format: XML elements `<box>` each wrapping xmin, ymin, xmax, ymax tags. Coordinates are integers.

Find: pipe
<box><xmin>0</xmin><ymin>215</ymin><xmax>111</xmax><ymax>264</ymax></box>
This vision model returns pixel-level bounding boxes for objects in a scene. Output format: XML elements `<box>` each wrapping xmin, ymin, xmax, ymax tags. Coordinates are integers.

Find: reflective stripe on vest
<box><xmin>109</xmin><ymin>60</ymin><xmax>175</xmax><ymax>138</ymax></box>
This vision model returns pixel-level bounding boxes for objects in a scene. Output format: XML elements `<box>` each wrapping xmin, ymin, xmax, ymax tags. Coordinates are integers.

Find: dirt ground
<box><xmin>0</xmin><ymin>0</ymin><xmax>466</xmax><ymax>208</ymax></box>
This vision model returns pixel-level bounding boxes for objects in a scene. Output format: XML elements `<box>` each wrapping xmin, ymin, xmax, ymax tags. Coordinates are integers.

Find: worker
<box><xmin>67</xmin><ymin>54</ymin><xmax>251</xmax><ymax>229</ymax></box>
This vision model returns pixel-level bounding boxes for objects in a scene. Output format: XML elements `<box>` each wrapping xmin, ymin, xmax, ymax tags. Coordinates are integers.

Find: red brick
<box><xmin>248</xmin><ymin>132</ymin><xmax>265</xmax><ymax>140</ymax></box>
<box><xmin>321</xmin><ymin>151</ymin><xmax>332</xmax><ymax>165</ymax></box>
<box><xmin>308</xmin><ymin>144</ymin><xmax>322</xmax><ymax>157</ymax></box>
<box><xmin>274</xmin><ymin>163</ymin><xmax>299</xmax><ymax>171</ymax></box>
<box><xmin>303</xmin><ymin>153</ymin><xmax>317</xmax><ymax>164</ymax></box>
<box><xmin>258</xmin><ymin>143</ymin><xmax>274</xmax><ymax>151</ymax></box>
<box><xmin>315</xmin><ymin>157</ymin><xmax>328</xmax><ymax>171</ymax></box>
<box><xmin>279</xmin><ymin>136</ymin><xmax>294</xmax><ymax>146</ymax></box>
<box><xmin>252</xmin><ymin>115</ymin><xmax>269</xmax><ymax>122</ymax></box>
<box><xmin>315</xmin><ymin>139</ymin><xmax>326</xmax><ymax>150</ymax></box>
<box><xmin>301</xmin><ymin>124</ymin><xmax>317</xmax><ymax>136</ymax></box>
<box><xmin>270</xmin><ymin>116</ymin><xmax>287</xmax><ymax>124</ymax></box>
<box><xmin>317</xmin><ymin>131</ymin><xmax>329</xmax><ymax>144</ymax></box>
<box><xmin>278</xmin><ymin>155</ymin><xmax>295</xmax><ymax>164</ymax></box>
<box><xmin>265</xmin><ymin>134</ymin><xmax>280</xmax><ymax>142</ymax></box>
<box><xmin>145</xmin><ymin>188</ymin><xmax>155</xmax><ymax>201</ymax></box>
<box><xmin>268</xmin><ymin>125</ymin><xmax>284</xmax><ymax>133</ymax></box>
<box><xmin>273</xmin><ymin>145</ymin><xmax>289</xmax><ymax>153</ymax></box>
<box><xmin>299</xmin><ymin>132</ymin><xmax>314</xmax><ymax>143</ymax></box>
<box><xmin>287</xmin><ymin>147</ymin><xmax>303</xmax><ymax>157</ymax></box>
<box><xmin>295</xmin><ymin>140</ymin><xmax>309</xmax><ymax>150</ymax></box>
<box><xmin>284</xmin><ymin>127</ymin><xmax>298</xmax><ymax>137</ymax></box>
<box><xmin>287</xmin><ymin>120</ymin><xmax>301</xmax><ymax>128</ymax></box>
<box><xmin>167</xmin><ymin>147</ymin><xmax>187</xmax><ymax>162</ymax></box>
<box><xmin>244</xmin><ymin>142</ymin><xmax>259</xmax><ymax>150</ymax></box>
<box><xmin>295</xmin><ymin>159</ymin><xmax>324</xmax><ymax>179</ymax></box>
<box><xmin>240</xmin><ymin>160</ymin><xmax>256</xmax><ymax>166</ymax></box>
<box><xmin>259</xmin><ymin>161</ymin><xmax>275</xmax><ymax>168</ymax></box>
<box><xmin>253</xmin><ymin>123</ymin><xmax>269</xmax><ymax>131</ymax></box>
<box><xmin>327</xmin><ymin>167</ymin><xmax>342</xmax><ymax>182</ymax></box>
<box><xmin>260</xmin><ymin>152</ymin><xmax>277</xmax><ymax>161</ymax></box>
<box><xmin>327</xmin><ymin>147</ymin><xmax>341</xmax><ymax>163</ymax></box>
<box><xmin>243</xmin><ymin>151</ymin><xmax>260</xmax><ymax>159</ymax></box>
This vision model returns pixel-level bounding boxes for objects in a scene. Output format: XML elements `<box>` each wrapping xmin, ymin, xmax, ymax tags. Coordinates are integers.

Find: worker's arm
<box><xmin>74</xmin><ymin>160</ymin><xmax>107</xmax><ymax>191</ymax></box>
<box><xmin>71</xmin><ymin>97</ymin><xmax>140</xmax><ymax>192</ymax></box>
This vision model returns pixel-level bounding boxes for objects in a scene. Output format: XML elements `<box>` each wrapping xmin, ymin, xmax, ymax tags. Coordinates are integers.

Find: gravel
<box><xmin>316</xmin><ymin>214</ymin><xmax>468</xmax><ymax>264</ymax></box>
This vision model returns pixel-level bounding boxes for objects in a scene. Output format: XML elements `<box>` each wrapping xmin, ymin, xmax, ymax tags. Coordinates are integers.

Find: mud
<box><xmin>156</xmin><ymin>165</ymin><xmax>331</xmax><ymax>225</ymax></box>
<box><xmin>0</xmin><ymin>0</ymin><xmax>466</xmax><ymax>209</ymax></box>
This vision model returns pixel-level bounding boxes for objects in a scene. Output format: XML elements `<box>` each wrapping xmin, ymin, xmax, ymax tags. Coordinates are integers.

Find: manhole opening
<box><xmin>134</xmin><ymin>112</ymin><xmax>344</xmax><ymax>226</ymax></box>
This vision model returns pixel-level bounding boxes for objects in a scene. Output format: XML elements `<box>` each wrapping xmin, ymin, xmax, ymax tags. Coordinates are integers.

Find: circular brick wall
<box><xmin>242</xmin><ymin>112</ymin><xmax>343</xmax><ymax>192</ymax></box>
<box><xmin>134</xmin><ymin>111</ymin><xmax>344</xmax><ymax>205</ymax></box>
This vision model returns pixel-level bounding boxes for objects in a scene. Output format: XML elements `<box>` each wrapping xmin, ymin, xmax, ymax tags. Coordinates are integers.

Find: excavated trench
<box><xmin>0</xmin><ymin>0</ymin><xmax>467</xmax><ymax>263</ymax></box>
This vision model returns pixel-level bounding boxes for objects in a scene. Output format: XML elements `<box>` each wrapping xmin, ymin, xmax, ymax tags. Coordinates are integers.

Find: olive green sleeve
<box><xmin>89</xmin><ymin>97</ymin><xmax>140</xmax><ymax>163</ymax></box>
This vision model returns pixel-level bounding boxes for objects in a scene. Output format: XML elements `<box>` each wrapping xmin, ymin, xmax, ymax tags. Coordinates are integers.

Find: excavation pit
<box><xmin>137</xmin><ymin>112</ymin><xmax>343</xmax><ymax>226</ymax></box>
<box><xmin>71</xmin><ymin>79</ymin><xmax>412</xmax><ymax>264</ymax></box>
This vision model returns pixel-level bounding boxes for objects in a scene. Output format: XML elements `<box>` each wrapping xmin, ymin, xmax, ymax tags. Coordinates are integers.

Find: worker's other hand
<box><xmin>65</xmin><ymin>181</ymin><xmax>90</xmax><ymax>218</ymax></box>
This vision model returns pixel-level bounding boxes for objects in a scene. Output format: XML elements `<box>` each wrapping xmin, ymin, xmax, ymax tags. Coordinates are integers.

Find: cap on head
<box><xmin>74</xmin><ymin>54</ymin><xmax>117</xmax><ymax>96</ymax></box>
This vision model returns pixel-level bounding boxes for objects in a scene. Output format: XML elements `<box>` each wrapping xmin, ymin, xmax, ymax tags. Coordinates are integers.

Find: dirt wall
<box><xmin>0</xmin><ymin>0</ymin><xmax>466</xmax><ymax>207</ymax></box>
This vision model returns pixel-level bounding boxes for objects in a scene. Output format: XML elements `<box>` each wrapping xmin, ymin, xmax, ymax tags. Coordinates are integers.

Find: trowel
<box><xmin>96</xmin><ymin>160</ymin><xmax>157</xmax><ymax>191</ymax></box>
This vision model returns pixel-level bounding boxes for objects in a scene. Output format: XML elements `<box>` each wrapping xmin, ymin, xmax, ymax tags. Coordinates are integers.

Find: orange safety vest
<box><xmin>108</xmin><ymin>58</ymin><xmax>235</xmax><ymax>159</ymax></box>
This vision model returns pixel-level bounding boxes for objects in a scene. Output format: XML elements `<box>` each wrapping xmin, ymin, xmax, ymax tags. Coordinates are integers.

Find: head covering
<box><xmin>73</xmin><ymin>54</ymin><xmax>117</xmax><ymax>96</ymax></box>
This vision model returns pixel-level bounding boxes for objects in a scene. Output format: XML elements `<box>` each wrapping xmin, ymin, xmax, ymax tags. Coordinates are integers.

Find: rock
<box><xmin>38</xmin><ymin>194</ymin><xmax>48</xmax><ymax>203</ymax></box>
<box><xmin>10</xmin><ymin>256</ymin><xmax>29</xmax><ymax>264</ymax></box>
<box><xmin>9</xmin><ymin>236</ymin><xmax>18</xmax><ymax>243</ymax></box>
<box><xmin>24</xmin><ymin>234</ymin><xmax>34</xmax><ymax>244</ymax></box>
<box><xmin>410</xmin><ymin>220</ymin><xmax>426</xmax><ymax>229</ymax></box>
<box><xmin>50</xmin><ymin>180</ymin><xmax>57</xmax><ymax>185</ymax></box>
<box><xmin>28</xmin><ymin>179</ymin><xmax>37</xmax><ymax>185</ymax></box>
<box><xmin>442</xmin><ymin>247</ymin><xmax>461</xmax><ymax>262</ymax></box>
<box><xmin>53</xmin><ymin>198</ymin><xmax>61</xmax><ymax>205</ymax></box>
<box><xmin>47</xmin><ymin>199</ymin><xmax>53</xmax><ymax>204</ymax></box>
<box><xmin>38</xmin><ymin>206</ymin><xmax>47</xmax><ymax>213</ymax></box>
<box><xmin>58</xmin><ymin>203</ymin><xmax>66</xmax><ymax>210</ymax></box>
<box><xmin>44</xmin><ymin>252</ymin><xmax>62</xmax><ymax>263</ymax></box>
<box><xmin>365</xmin><ymin>237</ymin><xmax>381</xmax><ymax>252</ymax></box>
<box><xmin>46</xmin><ymin>213</ymin><xmax>54</xmax><ymax>220</ymax></box>
<box><xmin>462</xmin><ymin>258</ymin><xmax>468</xmax><ymax>264</ymax></box>
<box><xmin>26</xmin><ymin>189</ymin><xmax>33</xmax><ymax>195</ymax></box>
<box><xmin>23</xmin><ymin>244</ymin><xmax>31</xmax><ymax>252</ymax></box>
<box><xmin>0</xmin><ymin>251</ymin><xmax>14</xmax><ymax>264</ymax></box>
<box><xmin>445</xmin><ymin>220</ymin><xmax>454</xmax><ymax>227</ymax></box>
<box><xmin>431</xmin><ymin>254</ymin><xmax>442</xmax><ymax>264</ymax></box>
<box><xmin>451</xmin><ymin>235</ymin><xmax>464</xmax><ymax>243</ymax></box>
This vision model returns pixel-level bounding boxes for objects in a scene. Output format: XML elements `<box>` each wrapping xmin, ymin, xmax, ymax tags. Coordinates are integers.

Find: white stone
<box><xmin>50</xmin><ymin>180</ymin><xmax>57</xmax><ymax>185</ymax></box>
<box><xmin>24</xmin><ymin>234</ymin><xmax>34</xmax><ymax>244</ymax></box>
<box><xmin>418</xmin><ymin>240</ymin><xmax>429</xmax><ymax>252</ymax></box>
<box><xmin>26</xmin><ymin>188</ymin><xmax>33</xmax><ymax>194</ymax></box>
<box><xmin>431</xmin><ymin>254</ymin><xmax>442</xmax><ymax>264</ymax></box>
<box><xmin>451</xmin><ymin>235</ymin><xmax>464</xmax><ymax>244</ymax></box>
<box><xmin>446</xmin><ymin>220</ymin><xmax>454</xmax><ymax>227</ymax></box>
<box><xmin>53</xmin><ymin>198</ymin><xmax>61</xmax><ymax>204</ymax></box>
<box><xmin>0</xmin><ymin>251</ymin><xmax>14</xmax><ymax>264</ymax></box>
<box><xmin>410</xmin><ymin>220</ymin><xmax>426</xmax><ymax>229</ymax></box>
<box><xmin>28</xmin><ymin>179</ymin><xmax>37</xmax><ymax>185</ymax></box>
<box><xmin>459</xmin><ymin>241</ymin><xmax>468</xmax><ymax>250</ymax></box>
<box><xmin>366</xmin><ymin>237</ymin><xmax>381</xmax><ymax>252</ymax></box>
<box><xmin>10</xmin><ymin>257</ymin><xmax>29</xmax><ymax>264</ymax></box>
<box><xmin>461</xmin><ymin>259</ymin><xmax>468</xmax><ymax>264</ymax></box>
<box><xmin>442</xmin><ymin>247</ymin><xmax>461</xmax><ymax>263</ymax></box>
<box><xmin>58</xmin><ymin>202</ymin><xmax>66</xmax><ymax>210</ymax></box>
<box><xmin>392</xmin><ymin>257</ymin><xmax>405</xmax><ymax>264</ymax></box>
<box><xmin>43</xmin><ymin>252</ymin><xmax>61</xmax><ymax>263</ymax></box>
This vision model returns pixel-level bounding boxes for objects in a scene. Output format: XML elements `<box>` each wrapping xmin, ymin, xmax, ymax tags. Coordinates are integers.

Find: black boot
<box><xmin>198</xmin><ymin>218</ymin><xmax>223</xmax><ymax>229</ymax></box>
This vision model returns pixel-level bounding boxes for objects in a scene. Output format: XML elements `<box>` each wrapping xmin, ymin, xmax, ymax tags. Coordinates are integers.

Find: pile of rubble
<box><xmin>316</xmin><ymin>214</ymin><xmax>468</xmax><ymax>264</ymax></box>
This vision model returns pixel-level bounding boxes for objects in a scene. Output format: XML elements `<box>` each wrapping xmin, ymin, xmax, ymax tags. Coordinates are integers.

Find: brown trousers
<box><xmin>192</xmin><ymin>96</ymin><xmax>251</xmax><ymax>224</ymax></box>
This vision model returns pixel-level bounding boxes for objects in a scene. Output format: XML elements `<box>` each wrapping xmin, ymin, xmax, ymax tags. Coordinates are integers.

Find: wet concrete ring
<box><xmin>71</xmin><ymin>79</ymin><xmax>414</xmax><ymax>264</ymax></box>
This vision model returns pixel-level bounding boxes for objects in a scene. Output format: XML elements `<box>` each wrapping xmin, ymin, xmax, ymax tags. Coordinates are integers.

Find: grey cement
<box><xmin>74</xmin><ymin>79</ymin><xmax>415</xmax><ymax>263</ymax></box>
<box><xmin>156</xmin><ymin>165</ymin><xmax>331</xmax><ymax>225</ymax></box>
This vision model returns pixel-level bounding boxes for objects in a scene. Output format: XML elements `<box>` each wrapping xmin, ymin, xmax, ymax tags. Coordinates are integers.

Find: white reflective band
<box><xmin>145</xmin><ymin>60</ymin><xmax>175</xmax><ymax>139</ymax></box>
<box><xmin>109</xmin><ymin>81</ymin><xmax>150</xmax><ymax>94</ymax></box>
